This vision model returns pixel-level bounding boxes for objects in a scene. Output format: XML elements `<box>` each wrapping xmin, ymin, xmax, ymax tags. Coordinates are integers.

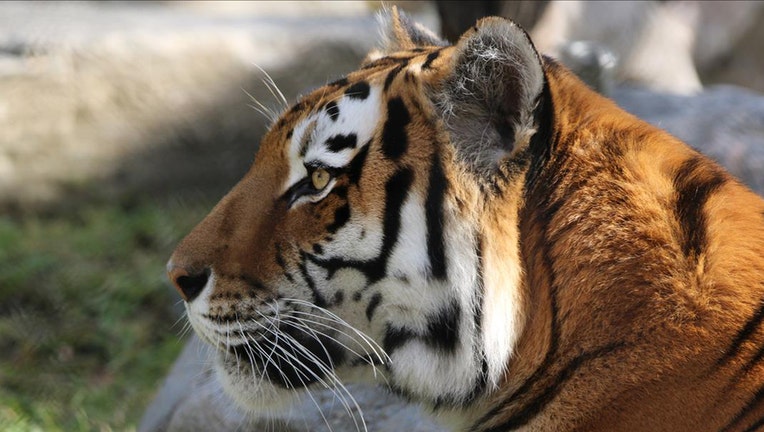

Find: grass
<box><xmin>0</xmin><ymin>198</ymin><xmax>214</xmax><ymax>431</ymax></box>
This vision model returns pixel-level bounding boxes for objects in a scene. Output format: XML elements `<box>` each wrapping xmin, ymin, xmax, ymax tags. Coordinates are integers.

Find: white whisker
<box><xmin>242</xmin><ymin>87</ymin><xmax>279</xmax><ymax>124</ymax></box>
<box><xmin>252</xmin><ymin>63</ymin><xmax>289</xmax><ymax>109</ymax></box>
<box><xmin>252</xmin><ymin>307</ymin><xmax>364</xmax><ymax>431</ymax></box>
<box><xmin>277</xmin><ymin>330</ymin><xmax>364</xmax><ymax>432</ymax></box>
<box><xmin>281</xmin><ymin>313</ymin><xmax>389</xmax><ymax>384</ymax></box>
<box><xmin>285</xmin><ymin>298</ymin><xmax>391</xmax><ymax>364</ymax></box>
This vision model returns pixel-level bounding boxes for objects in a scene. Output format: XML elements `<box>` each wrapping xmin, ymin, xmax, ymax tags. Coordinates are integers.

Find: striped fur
<box><xmin>168</xmin><ymin>8</ymin><xmax>764</xmax><ymax>431</ymax></box>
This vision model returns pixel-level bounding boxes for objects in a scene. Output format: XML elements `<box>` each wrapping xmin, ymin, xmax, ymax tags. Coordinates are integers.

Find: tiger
<box><xmin>166</xmin><ymin>7</ymin><xmax>764</xmax><ymax>432</ymax></box>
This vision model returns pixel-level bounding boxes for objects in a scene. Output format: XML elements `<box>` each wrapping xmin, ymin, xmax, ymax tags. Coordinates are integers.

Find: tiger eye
<box><xmin>311</xmin><ymin>168</ymin><xmax>331</xmax><ymax>190</ymax></box>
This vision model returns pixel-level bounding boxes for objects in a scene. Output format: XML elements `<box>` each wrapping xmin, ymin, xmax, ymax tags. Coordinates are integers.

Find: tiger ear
<box><xmin>433</xmin><ymin>17</ymin><xmax>546</xmax><ymax>175</ymax></box>
<box><xmin>379</xmin><ymin>6</ymin><xmax>449</xmax><ymax>52</ymax></box>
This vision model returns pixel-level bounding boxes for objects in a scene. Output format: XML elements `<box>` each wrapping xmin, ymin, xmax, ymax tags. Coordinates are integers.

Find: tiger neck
<box><xmin>468</xmin><ymin>60</ymin><xmax>627</xmax><ymax>425</ymax></box>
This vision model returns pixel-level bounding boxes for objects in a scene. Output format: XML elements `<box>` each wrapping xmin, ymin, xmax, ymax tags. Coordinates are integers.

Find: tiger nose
<box><xmin>167</xmin><ymin>263</ymin><xmax>211</xmax><ymax>302</ymax></box>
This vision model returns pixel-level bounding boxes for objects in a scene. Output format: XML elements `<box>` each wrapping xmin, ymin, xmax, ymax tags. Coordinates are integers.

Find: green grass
<box><xmin>0</xmin><ymin>199</ymin><xmax>213</xmax><ymax>431</ymax></box>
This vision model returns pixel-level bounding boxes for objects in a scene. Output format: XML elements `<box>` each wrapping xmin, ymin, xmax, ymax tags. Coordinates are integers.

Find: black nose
<box><xmin>168</xmin><ymin>265</ymin><xmax>210</xmax><ymax>302</ymax></box>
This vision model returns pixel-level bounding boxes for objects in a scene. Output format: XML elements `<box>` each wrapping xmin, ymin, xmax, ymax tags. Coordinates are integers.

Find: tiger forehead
<box><xmin>270</xmin><ymin>46</ymin><xmax>450</xmax><ymax>135</ymax></box>
<box><xmin>297</xmin><ymin>46</ymin><xmax>451</xmax><ymax>112</ymax></box>
<box><xmin>270</xmin><ymin>47</ymin><xmax>452</xmax><ymax>195</ymax></box>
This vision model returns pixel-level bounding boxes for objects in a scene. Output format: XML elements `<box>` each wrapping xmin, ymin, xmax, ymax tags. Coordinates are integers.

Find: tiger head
<box><xmin>168</xmin><ymin>8</ymin><xmax>547</xmax><ymax>418</ymax></box>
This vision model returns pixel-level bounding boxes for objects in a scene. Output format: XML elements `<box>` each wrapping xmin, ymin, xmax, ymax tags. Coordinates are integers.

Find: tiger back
<box><xmin>167</xmin><ymin>8</ymin><xmax>764</xmax><ymax>431</ymax></box>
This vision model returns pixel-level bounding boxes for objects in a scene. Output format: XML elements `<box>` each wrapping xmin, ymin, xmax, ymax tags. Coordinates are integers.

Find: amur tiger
<box><xmin>167</xmin><ymin>7</ymin><xmax>764</xmax><ymax>431</ymax></box>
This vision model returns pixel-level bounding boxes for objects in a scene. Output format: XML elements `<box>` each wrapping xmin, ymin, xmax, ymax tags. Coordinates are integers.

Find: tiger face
<box><xmin>167</xmin><ymin>7</ymin><xmax>764</xmax><ymax>432</ymax></box>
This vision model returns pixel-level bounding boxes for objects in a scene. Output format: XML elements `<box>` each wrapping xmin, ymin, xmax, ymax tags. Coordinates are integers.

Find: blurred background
<box><xmin>0</xmin><ymin>1</ymin><xmax>762</xmax><ymax>431</ymax></box>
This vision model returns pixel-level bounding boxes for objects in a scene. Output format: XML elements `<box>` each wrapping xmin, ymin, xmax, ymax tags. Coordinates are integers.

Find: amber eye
<box><xmin>311</xmin><ymin>168</ymin><xmax>331</xmax><ymax>190</ymax></box>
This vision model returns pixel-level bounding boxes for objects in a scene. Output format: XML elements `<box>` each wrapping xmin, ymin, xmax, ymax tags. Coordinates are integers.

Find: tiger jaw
<box><xmin>178</xmin><ymin>227</ymin><xmax>496</xmax><ymax>412</ymax></box>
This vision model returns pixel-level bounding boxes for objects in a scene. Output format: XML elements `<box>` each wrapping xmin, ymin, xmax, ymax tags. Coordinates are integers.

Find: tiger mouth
<box><xmin>222</xmin><ymin>328</ymin><xmax>347</xmax><ymax>390</ymax></box>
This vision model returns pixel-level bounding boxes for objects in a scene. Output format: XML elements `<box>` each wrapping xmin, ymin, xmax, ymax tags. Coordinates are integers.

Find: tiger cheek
<box><xmin>288</xmin><ymin>193</ymin><xmax>347</xmax><ymax>249</ymax></box>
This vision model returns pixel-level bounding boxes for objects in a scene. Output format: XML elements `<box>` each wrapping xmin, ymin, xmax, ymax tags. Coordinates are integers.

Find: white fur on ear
<box><xmin>376</xmin><ymin>5</ymin><xmax>448</xmax><ymax>54</ymax></box>
<box><xmin>432</xmin><ymin>18</ymin><xmax>545</xmax><ymax>175</ymax></box>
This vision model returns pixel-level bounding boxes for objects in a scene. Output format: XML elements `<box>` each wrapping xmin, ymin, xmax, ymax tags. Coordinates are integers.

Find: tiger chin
<box><xmin>167</xmin><ymin>7</ymin><xmax>764</xmax><ymax>432</ymax></box>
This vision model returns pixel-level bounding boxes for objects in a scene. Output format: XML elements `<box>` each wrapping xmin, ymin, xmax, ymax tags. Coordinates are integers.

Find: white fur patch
<box><xmin>283</xmin><ymin>85</ymin><xmax>382</xmax><ymax>197</ymax></box>
<box><xmin>481</xmin><ymin>231</ymin><xmax>525</xmax><ymax>389</ymax></box>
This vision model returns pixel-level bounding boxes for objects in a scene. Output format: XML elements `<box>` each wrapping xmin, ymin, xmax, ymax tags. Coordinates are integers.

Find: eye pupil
<box><xmin>311</xmin><ymin>168</ymin><xmax>331</xmax><ymax>190</ymax></box>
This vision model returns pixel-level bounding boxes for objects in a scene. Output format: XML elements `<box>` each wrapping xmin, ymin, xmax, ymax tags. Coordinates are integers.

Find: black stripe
<box><xmin>473</xmin><ymin>235</ymin><xmax>487</xmax><ymax>359</ymax></box>
<box><xmin>381</xmin><ymin>97</ymin><xmax>410</xmax><ymax>160</ymax></box>
<box><xmin>384</xmin><ymin>64</ymin><xmax>404</xmax><ymax>92</ymax></box>
<box><xmin>347</xmin><ymin>142</ymin><xmax>370</xmax><ymax>185</ymax></box>
<box><xmin>325</xmin><ymin>101</ymin><xmax>340</xmax><ymax>121</ymax></box>
<box><xmin>287</xmin><ymin>100</ymin><xmax>306</xmax><ymax>116</ymax></box>
<box><xmin>422</xmin><ymin>50</ymin><xmax>440</xmax><ymax>69</ymax></box>
<box><xmin>274</xmin><ymin>244</ymin><xmax>295</xmax><ymax>283</ymax></box>
<box><xmin>426</xmin><ymin>152</ymin><xmax>448</xmax><ymax>279</ymax></box>
<box><xmin>328</xmin><ymin>77</ymin><xmax>349</xmax><ymax>87</ymax></box>
<box><xmin>716</xmin><ymin>298</ymin><xmax>764</xmax><ymax>369</ymax></box>
<box><xmin>743</xmin><ymin>415</ymin><xmax>764</xmax><ymax>432</ymax></box>
<box><xmin>483</xmin><ymin>343</ymin><xmax>626</xmax><ymax>432</ymax></box>
<box><xmin>332</xmin><ymin>290</ymin><xmax>344</xmax><ymax>306</ymax></box>
<box><xmin>425</xmin><ymin>300</ymin><xmax>461</xmax><ymax>352</ymax></box>
<box><xmin>332</xmin><ymin>185</ymin><xmax>348</xmax><ymax>200</ymax></box>
<box><xmin>673</xmin><ymin>157</ymin><xmax>726</xmax><ymax>257</ymax></box>
<box><xmin>741</xmin><ymin>343</ymin><xmax>764</xmax><ymax>377</ymax></box>
<box><xmin>344</xmin><ymin>81</ymin><xmax>370</xmax><ymax>100</ymax></box>
<box><xmin>365</xmin><ymin>292</ymin><xmax>383</xmax><ymax>321</ymax></box>
<box><xmin>525</xmin><ymin>63</ymin><xmax>556</xmax><ymax>191</ymax></box>
<box><xmin>325</xmin><ymin>133</ymin><xmax>357</xmax><ymax>153</ymax></box>
<box><xmin>378</xmin><ymin>168</ymin><xmax>414</xmax><ymax>268</ymax></box>
<box><xmin>238</xmin><ymin>275</ymin><xmax>266</xmax><ymax>293</ymax></box>
<box><xmin>363</xmin><ymin>56</ymin><xmax>411</xmax><ymax>71</ymax></box>
<box><xmin>383</xmin><ymin>324</ymin><xmax>416</xmax><ymax>354</ymax></box>
<box><xmin>473</xmin><ymin>236</ymin><xmax>485</xmax><ymax>344</ymax></box>
<box><xmin>720</xmin><ymin>384</ymin><xmax>764</xmax><ymax>432</ymax></box>
<box><xmin>297</xmin><ymin>251</ymin><xmax>327</xmax><ymax>308</ymax></box>
<box><xmin>326</xmin><ymin>204</ymin><xmax>350</xmax><ymax>234</ymax></box>
<box><xmin>299</xmin><ymin>136</ymin><xmax>310</xmax><ymax>158</ymax></box>
<box><xmin>382</xmin><ymin>301</ymin><xmax>461</xmax><ymax>356</ymax></box>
